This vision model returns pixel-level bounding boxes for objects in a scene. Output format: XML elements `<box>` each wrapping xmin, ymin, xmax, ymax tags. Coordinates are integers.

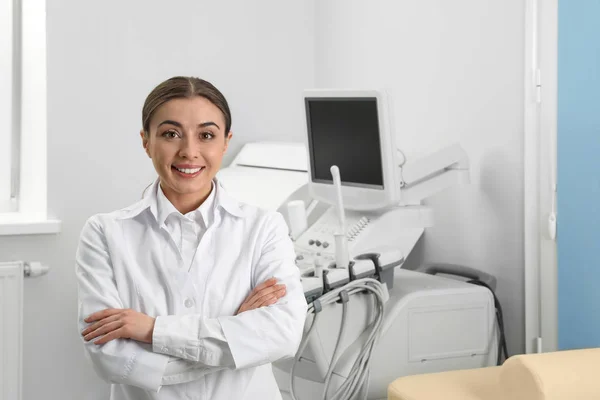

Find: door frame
<box><xmin>524</xmin><ymin>0</ymin><xmax>558</xmax><ymax>354</ymax></box>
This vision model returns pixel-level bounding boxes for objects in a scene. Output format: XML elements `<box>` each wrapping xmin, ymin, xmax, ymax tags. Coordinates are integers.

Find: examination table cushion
<box><xmin>387</xmin><ymin>366</ymin><xmax>502</xmax><ymax>400</ymax></box>
<box><xmin>500</xmin><ymin>348</ymin><xmax>600</xmax><ymax>400</ymax></box>
<box><xmin>388</xmin><ymin>348</ymin><xmax>600</xmax><ymax>400</ymax></box>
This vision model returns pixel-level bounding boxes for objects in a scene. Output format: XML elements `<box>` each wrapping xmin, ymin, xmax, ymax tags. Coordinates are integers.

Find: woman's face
<box><xmin>141</xmin><ymin>96</ymin><xmax>231</xmax><ymax>207</ymax></box>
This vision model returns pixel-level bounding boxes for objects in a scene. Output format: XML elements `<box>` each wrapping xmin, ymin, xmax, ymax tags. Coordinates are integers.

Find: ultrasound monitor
<box><xmin>303</xmin><ymin>89</ymin><xmax>400</xmax><ymax>210</ymax></box>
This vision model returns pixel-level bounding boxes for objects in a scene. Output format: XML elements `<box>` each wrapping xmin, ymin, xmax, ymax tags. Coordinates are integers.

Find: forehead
<box><xmin>151</xmin><ymin>96</ymin><xmax>225</xmax><ymax>129</ymax></box>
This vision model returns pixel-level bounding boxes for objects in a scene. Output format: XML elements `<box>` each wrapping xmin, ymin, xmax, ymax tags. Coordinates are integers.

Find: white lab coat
<box><xmin>76</xmin><ymin>178</ymin><xmax>308</xmax><ymax>400</ymax></box>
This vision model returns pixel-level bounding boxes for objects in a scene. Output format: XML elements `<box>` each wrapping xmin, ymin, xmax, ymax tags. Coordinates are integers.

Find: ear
<box><xmin>223</xmin><ymin>131</ymin><xmax>233</xmax><ymax>154</ymax></box>
<box><xmin>140</xmin><ymin>130</ymin><xmax>151</xmax><ymax>158</ymax></box>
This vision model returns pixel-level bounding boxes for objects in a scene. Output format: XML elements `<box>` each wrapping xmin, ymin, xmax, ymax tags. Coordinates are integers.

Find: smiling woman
<box><xmin>140</xmin><ymin>78</ymin><xmax>232</xmax><ymax>214</ymax></box>
<box><xmin>75</xmin><ymin>76</ymin><xmax>307</xmax><ymax>400</ymax></box>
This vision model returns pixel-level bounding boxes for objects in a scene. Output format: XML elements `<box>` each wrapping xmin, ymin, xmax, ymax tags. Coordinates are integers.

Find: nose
<box><xmin>178</xmin><ymin>137</ymin><xmax>199</xmax><ymax>159</ymax></box>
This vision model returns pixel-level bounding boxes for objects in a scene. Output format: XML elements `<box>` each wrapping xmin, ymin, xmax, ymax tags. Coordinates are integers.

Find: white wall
<box><xmin>0</xmin><ymin>1</ymin><xmax>315</xmax><ymax>399</ymax></box>
<box><xmin>314</xmin><ymin>0</ymin><xmax>525</xmax><ymax>355</ymax></box>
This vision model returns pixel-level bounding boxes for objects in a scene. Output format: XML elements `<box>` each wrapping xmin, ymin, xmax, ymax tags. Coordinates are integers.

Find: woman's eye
<box><xmin>162</xmin><ymin>130</ymin><xmax>179</xmax><ymax>138</ymax></box>
<box><xmin>201</xmin><ymin>132</ymin><xmax>214</xmax><ymax>140</ymax></box>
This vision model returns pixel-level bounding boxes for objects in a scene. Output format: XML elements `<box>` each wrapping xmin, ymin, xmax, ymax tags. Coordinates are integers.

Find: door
<box><xmin>556</xmin><ymin>0</ymin><xmax>600</xmax><ymax>350</ymax></box>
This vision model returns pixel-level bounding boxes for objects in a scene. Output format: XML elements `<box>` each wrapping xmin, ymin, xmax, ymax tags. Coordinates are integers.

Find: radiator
<box><xmin>0</xmin><ymin>262</ymin><xmax>23</xmax><ymax>400</ymax></box>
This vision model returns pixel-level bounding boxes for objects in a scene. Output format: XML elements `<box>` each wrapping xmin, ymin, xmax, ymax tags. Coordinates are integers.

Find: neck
<box><xmin>160</xmin><ymin>181</ymin><xmax>213</xmax><ymax>215</ymax></box>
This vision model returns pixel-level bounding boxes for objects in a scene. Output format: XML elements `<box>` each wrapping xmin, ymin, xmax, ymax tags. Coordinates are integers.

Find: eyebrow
<box><xmin>157</xmin><ymin>120</ymin><xmax>221</xmax><ymax>130</ymax></box>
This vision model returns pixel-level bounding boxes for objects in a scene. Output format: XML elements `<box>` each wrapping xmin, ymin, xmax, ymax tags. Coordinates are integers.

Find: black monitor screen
<box><xmin>305</xmin><ymin>98</ymin><xmax>384</xmax><ymax>188</ymax></box>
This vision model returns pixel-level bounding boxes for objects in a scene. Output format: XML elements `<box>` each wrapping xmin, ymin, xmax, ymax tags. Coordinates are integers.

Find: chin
<box><xmin>174</xmin><ymin>178</ymin><xmax>211</xmax><ymax>193</ymax></box>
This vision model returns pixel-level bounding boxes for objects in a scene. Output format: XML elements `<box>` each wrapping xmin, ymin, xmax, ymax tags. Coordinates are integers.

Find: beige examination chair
<box><xmin>387</xmin><ymin>348</ymin><xmax>600</xmax><ymax>400</ymax></box>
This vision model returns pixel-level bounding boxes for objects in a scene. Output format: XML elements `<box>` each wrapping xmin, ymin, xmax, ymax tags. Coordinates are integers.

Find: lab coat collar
<box><xmin>214</xmin><ymin>177</ymin><xmax>245</xmax><ymax>218</ymax></box>
<box><xmin>117</xmin><ymin>177</ymin><xmax>244</xmax><ymax>221</ymax></box>
<box><xmin>155</xmin><ymin>180</ymin><xmax>216</xmax><ymax>228</ymax></box>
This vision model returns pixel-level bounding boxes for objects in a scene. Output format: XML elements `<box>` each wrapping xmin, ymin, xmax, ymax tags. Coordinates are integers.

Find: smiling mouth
<box><xmin>172</xmin><ymin>166</ymin><xmax>205</xmax><ymax>176</ymax></box>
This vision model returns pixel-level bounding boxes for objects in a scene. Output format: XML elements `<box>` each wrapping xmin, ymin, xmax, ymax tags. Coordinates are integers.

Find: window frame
<box><xmin>0</xmin><ymin>0</ymin><xmax>15</xmax><ymax>215</ymax></box>
<box><xmin>0</xmin><ymin>0</ymin><xmax>61</xmax><ymax>235</ymax></box>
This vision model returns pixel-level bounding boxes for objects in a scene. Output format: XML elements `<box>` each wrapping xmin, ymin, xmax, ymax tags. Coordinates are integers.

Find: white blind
<box><xmin>0</xmin><ymin>0</ymin><xmax>14</xmax><ymax>213</ymax></box>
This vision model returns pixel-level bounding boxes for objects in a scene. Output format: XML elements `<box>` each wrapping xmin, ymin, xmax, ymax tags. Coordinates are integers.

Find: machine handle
<box><xmin>417</xmin><ymin>263</ymin><xmax>497</xmax><ymax>292</ymax></box>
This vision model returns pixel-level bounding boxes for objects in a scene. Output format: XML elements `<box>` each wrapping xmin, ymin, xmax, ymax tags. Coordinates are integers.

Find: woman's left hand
<box><xmin>82</xmin><ymin>308</ymin><xmax>155</xmax><ymax>345</ymax></box>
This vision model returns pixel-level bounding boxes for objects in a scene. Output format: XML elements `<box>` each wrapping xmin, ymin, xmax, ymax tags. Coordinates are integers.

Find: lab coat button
<box><xmin>322</xmin><ymin>242</ymin><xmax>329</xmax><ymax>248</ymax></box>
<box><xmin>184</xmin><ymin>298</ymin><xmax>195</xmax><ymax>308</ymax></box>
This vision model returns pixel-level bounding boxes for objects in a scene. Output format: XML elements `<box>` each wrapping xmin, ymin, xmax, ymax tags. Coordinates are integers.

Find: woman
<box><xmin>76</xmin><ymin>76</ymin><xmax>308</xmax><ymax>399</ymax></box>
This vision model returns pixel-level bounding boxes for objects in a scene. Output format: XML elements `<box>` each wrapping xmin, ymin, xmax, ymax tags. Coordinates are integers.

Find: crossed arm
<box><xmin>80</xmin><ymin>278</ymin><xmax>286</xmax><ymax>345</ymax></box>
<box><xmin>76</xmin><ymin>214</ymin><xmax>307</xmax><ymax>392</ymax></box>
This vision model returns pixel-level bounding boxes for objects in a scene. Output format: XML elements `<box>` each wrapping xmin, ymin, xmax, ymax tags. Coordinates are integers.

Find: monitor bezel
<box><xmin>303</xmin><ymin>89</ymin><xmax>399</xmax><ymax>211</ymax></box>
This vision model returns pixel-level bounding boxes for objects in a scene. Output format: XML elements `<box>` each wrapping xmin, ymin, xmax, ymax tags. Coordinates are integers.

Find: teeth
<box><xmin>175</xmin><ymin>167</ymin><xmax>202</xmax><ymax>174</ymax></box>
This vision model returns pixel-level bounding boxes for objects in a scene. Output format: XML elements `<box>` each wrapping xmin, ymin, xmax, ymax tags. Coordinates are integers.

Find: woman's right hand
<box><xmin>236</xmin><ymin>278</ymin><xmax>287</xmax><ymax>315</ymax></box>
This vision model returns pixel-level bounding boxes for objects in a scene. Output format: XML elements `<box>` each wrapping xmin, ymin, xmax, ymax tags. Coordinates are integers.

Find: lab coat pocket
<box><xmin>204</xmin><ymin>275</ymin><xmax>249</xmax><ymax>318</ymax></box>
<box><xmin>205</xmin><ymin>289</ymin><xmax>226</xmax><ymax>317</ymax></box>
<box><xmin>201</xmin><ymin>254</ymin><xmax>253</xmax><ymax>318</ymax></box>
<box><xmin>132</xmin><ymin>273</ymin><xmax>172</xmax><ymax>317</ymax></box>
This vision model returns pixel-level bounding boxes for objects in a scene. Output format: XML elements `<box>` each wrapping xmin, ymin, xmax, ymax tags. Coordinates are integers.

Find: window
<box><xmin>0</xmin><ymin>0</ymin><xmax>14</xmax><ymax>213</ymax></box>
<box><xmin>0</xmin><ymin>0</ymin><xmax>60</xmax><ymax>235</ymax></box>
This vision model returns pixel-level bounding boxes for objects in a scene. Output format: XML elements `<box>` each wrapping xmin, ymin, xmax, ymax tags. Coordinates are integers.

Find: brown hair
<box><xmin>141</xmin><ymin>76</ymin><xmax>232</xmax><ymax>137</ymax></box>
